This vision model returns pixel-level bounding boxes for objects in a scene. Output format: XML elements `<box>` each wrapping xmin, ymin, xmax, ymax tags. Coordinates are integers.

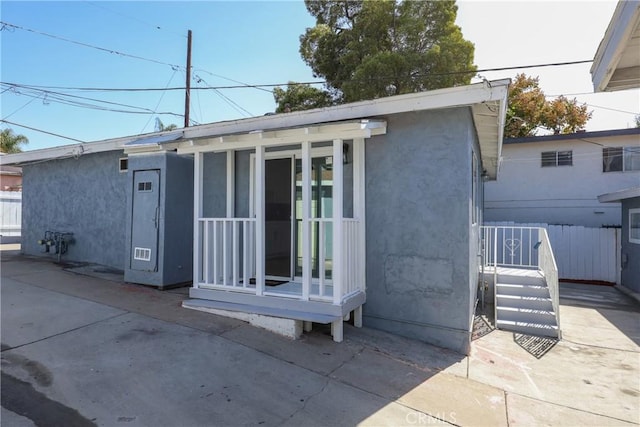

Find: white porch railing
<box><xmin>481</xmin><ymin>226</ymin><xmax>561</xmax><ymax>336</ymax></box>
<box><xmin>198</xmin><ymin>218</ymin><xmax>256</xmax><ymax>289</ymax></box>
<box><xmin>196</xmin><ymin>217</ymin><xmax>364</xmax><ymax>303</ymax></box>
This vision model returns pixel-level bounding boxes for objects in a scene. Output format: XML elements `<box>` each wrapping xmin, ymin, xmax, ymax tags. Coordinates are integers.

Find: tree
<box><xmin>505</xmin><ymin>74</ymin><xmax>592</xmax><ymax>138</ymax></box>
<box><xmin>155</xmin><ymin>118</ymin><xmax>177</xmax><ymax>132</ymax></box>
<box><xmin>634</xmin><ymin>114</ymin><xmax>640</xmax><ymax>128</ymax></box>
<box><xmin>273</xmin><ymin>82</ymin><xmax>334</xmax><ymax>113</ymax></box>
<box><xmin>0</xmin><ymin>128</ymin><xmax>28</xmax><ymax>153</ymax></box>
<box><xmin>299</xmin><ymin>0</ymin><xmax>476</xmax><ymax>103</ymax></box>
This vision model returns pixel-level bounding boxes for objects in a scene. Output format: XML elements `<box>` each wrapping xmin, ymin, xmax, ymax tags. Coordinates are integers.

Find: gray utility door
<box><xmin>131</xmin><ymin>170</ymin><xmax>160</xmax><ymax>271</ymax></box>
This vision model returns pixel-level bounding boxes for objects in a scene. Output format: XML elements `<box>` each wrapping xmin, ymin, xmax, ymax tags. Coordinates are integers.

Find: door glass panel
<box><xmin>264</xmin><ymin>158</ymin><xmax>292</xmax><ymax>277</ymax></box>
<box><xmin>295</xmin><ymin>156</ymin><xmax>334</xmax><ymax>279</ymax></box>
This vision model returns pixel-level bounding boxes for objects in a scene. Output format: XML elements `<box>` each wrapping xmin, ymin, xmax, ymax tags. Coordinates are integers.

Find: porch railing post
<box><xmin>332</xmin><ymin>139</ymin><xmax>344</xmax><ymax>304</ymax></box>
<box><xmin>255</xmin><ymin>146</ymin><xmax>265</xmax><ymax>295</ymax></box>
<box><xmin>301</xmin><ymin>140</ymin><xmax>312</xmax><ymax>301</ymax></box>
<box><xmin>193</xmin><ymin>152</ymin><xmax>203</xmax><ymax>288</ymax></box>
<box><xmin>493</xmin><ymin>226</ymin><xmax>498</xmax><ymax>324</ymax></box>
<box><xmin>353</xmin><ymin>137</ymin><xmax>366</xmax><ymax>293</ymax></box>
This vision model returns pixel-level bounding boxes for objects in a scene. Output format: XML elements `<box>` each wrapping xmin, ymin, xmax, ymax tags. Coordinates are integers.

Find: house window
<box><xmin>541</xmin><ymin>150</ymin><xmax>572</xmax><ymax>167</ymax></box>
<box><xmin>119</xmin><ymin>157</ymin><xmax>128</xmax><ymax>173</ymax></box>
<box><xmin>630</xmin><ymin>209</ymin><xmax>640</xmax><ymax>244</ymax></box>
<box><xmin>603</xmin><ymin>147</ymin><xmax>640</xmax><ymax>172</ymax></box>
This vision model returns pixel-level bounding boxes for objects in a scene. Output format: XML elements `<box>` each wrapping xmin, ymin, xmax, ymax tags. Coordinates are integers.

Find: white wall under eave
<box><xmin>485</xmin><ymin>134</ymin><xmax>640</xmax><ymax>227</ymax></box>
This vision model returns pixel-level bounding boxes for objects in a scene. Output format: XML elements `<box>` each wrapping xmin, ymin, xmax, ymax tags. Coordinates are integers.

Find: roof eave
<box><xmin>591</xmin><ymin>1</ymin><xmax>640</xmax><ymax>92</ymax></box>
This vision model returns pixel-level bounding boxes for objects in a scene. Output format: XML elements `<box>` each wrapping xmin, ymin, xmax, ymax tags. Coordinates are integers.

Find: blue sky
<box><xmin>1</xmin><ymin>1</ymin><xmax>639</xmax><ymax>151</ymax></box>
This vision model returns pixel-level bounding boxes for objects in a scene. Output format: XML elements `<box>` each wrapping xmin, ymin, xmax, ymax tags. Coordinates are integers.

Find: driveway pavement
<box><xmin>1</xmin><ymin>248</ymin><xmax>639</xmax><ymax>426</ymax></box>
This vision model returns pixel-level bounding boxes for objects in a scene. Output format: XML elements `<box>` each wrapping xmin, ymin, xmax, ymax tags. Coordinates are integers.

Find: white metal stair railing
<box><xmin>482</xmin><ymin>226</ymin><xmax>561</xmax><ymax>339</ymax></box>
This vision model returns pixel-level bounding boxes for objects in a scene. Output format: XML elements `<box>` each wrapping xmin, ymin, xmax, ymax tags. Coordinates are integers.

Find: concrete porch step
<box><xmin>496</xmin><ymin>294</ymin><xmax>554</xmax><ymax>311</ymax></box>
<box><xmin>496</xmin><ymin>283</ymin><xmax>550</xmax><ymax>298</ymax></box>
<box><xmin>496</xmin><ymin>306</ymin><xmax>557</xmax><ymax>324</ymax></box>
<box><xmin>496</xmin><ymin>270</ymin><xmax>545</xmax><ymax>286</ymax></box>
<box><xmin>496</xmin><ymin>319</ymin><xmax>559</xmax><ymax>338</ymax></box>
<box><xmin>182</xmin><ymin>298</ymin><xmax>342</xmax><ymax>324</ymax></box>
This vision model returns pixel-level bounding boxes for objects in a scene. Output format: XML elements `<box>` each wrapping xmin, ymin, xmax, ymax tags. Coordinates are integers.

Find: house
<box><xmin>598</xmin><ymin>187</ymin><xmax>640</xmax><ymax>293</ymax></box>
<box><xmin>0</xmin><ymin>79</ymin><xmax>510</xmax><ymax>354</ymax></box>
<box><xmin>589</xmin><ymin>0</ymin><xmax>640</xmax><ymax>294</ymax></box>
<box><xmin>484</xmin><ymin>128</ymin><xmax>640</xmax><ymax>227</ymax></box>
<box><xmin>590</xmin><ymin>0</ymin><xmax>640</xmax><ymax>92</ymax></box>
<box><xmin>0</xmin><ymin>164</ymin><xmax>22</xmax><ymax>191</ymax></box>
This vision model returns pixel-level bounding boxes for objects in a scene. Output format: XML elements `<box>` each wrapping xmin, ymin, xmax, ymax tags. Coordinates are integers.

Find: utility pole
<box><xmin>184</xmin><ymin>29</ymin><xmax>192</xmax><ymax>128</ymax></box>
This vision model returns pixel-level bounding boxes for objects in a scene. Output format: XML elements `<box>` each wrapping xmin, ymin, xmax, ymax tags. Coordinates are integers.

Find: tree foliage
<box><xmin>0</xmin><ymin>128</ymin><xmax>28</xmax><ymax>154</ymax></box>
<box><xmin>155</xmin><ymin>118</ymin><xmax>177</xmax><ymax>132</ymax></box>
<box><xmin>505</xmin><ymin>74</ymin><xmax>592</xmax><ymax>138</ymax></box>
<box><xmin>299</xmin><ymin>0</ymin><xmax>476</xmax><ymax>103</ymax></box>
<box><xmin>273</xmin><ymin>82</ymin><xmax>334</xmax><ymax>113</ymax></box>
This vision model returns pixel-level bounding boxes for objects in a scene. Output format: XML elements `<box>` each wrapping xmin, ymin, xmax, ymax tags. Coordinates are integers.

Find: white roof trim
<box><xmin>1</xmin><ymin>79</ymin><xmax>510</xmax><ymax>179</ymax></box>
<box><xmin>175</xmin><ymin>120</ymin><xmax>387</xmax><ymax>154</ymax></box>
<box><xmin>598</xmin><ymin>186</ymin><xmax>640</xmax><ymax>203</ymax></box>
<box><xmin>591</xmin><ymin>1</ymin><xmax>640</xmax><ymax>92</ymax></box>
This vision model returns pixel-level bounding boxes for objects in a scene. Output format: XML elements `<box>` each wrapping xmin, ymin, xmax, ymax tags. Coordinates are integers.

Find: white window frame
<box><xmin>630</xmin><ymin>208</ymin><xmax>640</xmax><ymax>244</ymax></box>
<box><xmin>541</xmin><ymin>150</ymin><xmax>572</xmax><ymax>167</ymax></box>
<box><xmin>603</xmin><ymin>146</ymin><xmax>640</xmax><ymax>173</ymax></box>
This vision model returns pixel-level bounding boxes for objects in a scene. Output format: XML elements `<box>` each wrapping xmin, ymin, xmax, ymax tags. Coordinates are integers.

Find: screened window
<box><xmin>603</xmin><ymin>147</ymin><xmax>640</xmax><ymax>172</ymax></box>
<box><xmin>630</xmin><ymin>209</ymin><xmax>640</xmax><ymax>244</ymax></box>
<box><xmin>541</xmin><ymin>150</ymin><xmax>572</xmax><ymax>167</ymax></box>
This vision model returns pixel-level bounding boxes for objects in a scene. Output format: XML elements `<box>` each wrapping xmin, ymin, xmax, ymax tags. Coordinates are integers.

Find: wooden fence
<box><xmin>0</xmin><ymin>191</ymin><xmax>22</xmax><ymax>237</ymax></box>
<box><xmin>485</xmin><ymin>221</ymin><xmax>620</xmax><ymax>284</ymax></box>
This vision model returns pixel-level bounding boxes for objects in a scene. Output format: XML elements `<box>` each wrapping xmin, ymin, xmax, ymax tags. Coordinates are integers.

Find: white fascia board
<box><xmin>182</xmin><ymin>79</ymin><xmax>510</xmax><ymax>142</ymax></box>
<box><xmin>0</xmin><ymin>137</ymin><xmax>127</xmax><ymax>166</ymax></box>
<box><xmin>598</xmin><ymin>186</ymin><xmax>640</xmax><ymax>203</ymax></box>
<box><xmin>591</xmin><ymin>1</ymin><xmax>640</xmax><ymax>92</ymax></box>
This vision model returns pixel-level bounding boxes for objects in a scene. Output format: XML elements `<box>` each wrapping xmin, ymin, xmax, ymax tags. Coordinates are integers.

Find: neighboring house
<box><xmin>484</xmin><ymin>128</ymin><xmax>640</xmax><ymax>227</ymax></box>
<box><xmin>1</xmin><ymin>79</ymin><xmax>509</xmax><ymax>354</ymax></box>
<box><xmin>599</xmin><ymin>187</ymin><xmax>640</xmax><ymax>293</ymax></box>
<box><xmin>0</xmin><ymin>164</ymin><xmax>22</xmax><ymax>191</ymax></box>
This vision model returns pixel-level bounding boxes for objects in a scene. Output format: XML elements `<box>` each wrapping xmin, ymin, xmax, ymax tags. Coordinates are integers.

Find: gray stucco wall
<box><xmin>363</xmin><ymin>107</ymin><xmax>478</xmax><ymax>354</ymax></box>
<box><xmin>21</xmin><ymin>151</ymin><xmax>128</xmax><ymax>269</ymax></box>
<box><xmin>621</xmin><ymin>197</ymin><xmax>640</xmax><ymax>292</ymax></box>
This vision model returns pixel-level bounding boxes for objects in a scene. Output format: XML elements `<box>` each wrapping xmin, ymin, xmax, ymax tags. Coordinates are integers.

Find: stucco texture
<box><xmin>363</xmin><ymin>108</ymin><xmax>479</xmax><ymax>354</ymax></box>
<box><xmin>621</xmin><ymin>197</ymin><xmax>640</xmax><ymax>292</ymax></box>
<box><xmin>22</xmin><ymin>151</ymin><xmax>128</xmax><ymax>269</ymax></box>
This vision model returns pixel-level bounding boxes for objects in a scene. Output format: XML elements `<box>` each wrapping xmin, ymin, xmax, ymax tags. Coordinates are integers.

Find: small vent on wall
<box><xmin>134</xmin><ymin>247</ymin><xmax>151</xmax><ymax>261</ymax></box>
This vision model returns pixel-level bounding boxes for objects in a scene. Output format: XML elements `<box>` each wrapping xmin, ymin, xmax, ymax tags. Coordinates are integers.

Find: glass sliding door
<box><xmin>295</xmin><ymin>156</ymin><xmax>334</xmax><ymax>280</ymax></box>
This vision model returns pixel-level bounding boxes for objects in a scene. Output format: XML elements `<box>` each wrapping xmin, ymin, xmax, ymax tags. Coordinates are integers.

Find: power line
<box><xmin>0</xmin><ymin>59</ymin><xmax>596</xmax><ymax>94</ymax></box>
<box><xmin>193</xmin><ymin>74</ymin><xmax>253</xmax><ymax>117</ymax></box>
<box><xmin>2</xmin><ymin>83</ymin><xmax>184</xmax><ymax>118</ymax></box>
<box><xmin>1</xmin><ymin>119</ymin><xmax>86</xmax><ymax>143</ymax></box>
<box><xmin>140</xmin><ymin>69</ymin><xmax>180</xmax><ymax>133</ymax></box>
<box><xmin>0</xmin><ymin>21</ymin><xmax>184</xmax><ymax>70</ymax></box>
<box><xmin>584</xmin><ymin>104</ymin><xmax>639</xmax><ymax>115</ymax></box>
<box><xmin>82</xmin><ymin>1</ymin><xmax>186</xmax><ymax>38</ymax></box>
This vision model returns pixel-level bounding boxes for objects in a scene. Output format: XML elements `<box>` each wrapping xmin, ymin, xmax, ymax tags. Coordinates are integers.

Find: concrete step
<box><xmin>496</xmin><ymin>306</ymin><xmax>557</xmax><ymax>325</ymax></box>
<box><xmin>496</xmin><ymin>319</ymin><xmax>559</xmax><ymax>338</ymax></box>
<box><xmin>497</xmin><ymin>273</ymin><xmax>545</xmax><ymax>286</ymax></box>
<box><xmin>182</xmin><ymin>299</ymin><xmax>341</xmax><ymax>324</ymax></box>
<box><xmin>496</xmin><ymin>294</ymin><xmax>554</xmax><ymax>311</ymax></box>
<box><xmin>496</xmin><ymin>283</ymin><xmax>550</xmax><ymax>298</ymax></box>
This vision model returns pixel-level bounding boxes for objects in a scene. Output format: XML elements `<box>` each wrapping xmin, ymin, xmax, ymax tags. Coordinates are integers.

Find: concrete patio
<box><xmin>1</xmin><ymin>247</ymin><xmax>638</xmax><ymax>426</ymax></box>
